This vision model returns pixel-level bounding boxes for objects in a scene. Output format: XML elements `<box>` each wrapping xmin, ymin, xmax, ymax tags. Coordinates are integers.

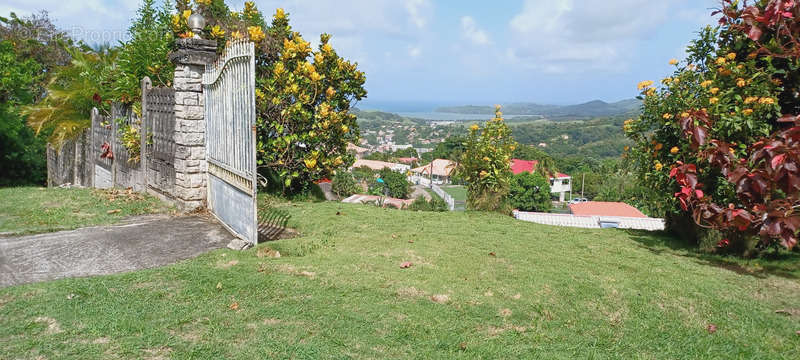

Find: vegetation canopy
<box><xmin>626</xmin><ymin>0</ymin><xmax>800</xmax><ymax>253</ymax></box>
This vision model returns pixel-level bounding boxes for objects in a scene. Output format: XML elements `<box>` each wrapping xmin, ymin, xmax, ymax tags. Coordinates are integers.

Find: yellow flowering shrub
<box><xmin>457</xmin><ymin>106</ymin><xmax>518</xmax><ymax>212</ymax></box>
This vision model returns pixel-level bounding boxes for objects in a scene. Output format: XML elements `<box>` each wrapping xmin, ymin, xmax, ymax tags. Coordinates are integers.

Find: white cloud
<box><xmin>460</xmin><ymin>16</ymin><xmax>491</xmax><ymax>45</ymax></box>
<box><xmin>404</xmin><ymin>0</ymin><xmax>431</xmax><ymax>29</ymax></box>
<box><xmin>408</xmin><ymin>46</ymin><xmax>421</xmax><ymax>58</ymax></box>
<box><xmin>507</xmin><ymin>0</ymin><xmax>677</xmax><ymax>73</ymax></box>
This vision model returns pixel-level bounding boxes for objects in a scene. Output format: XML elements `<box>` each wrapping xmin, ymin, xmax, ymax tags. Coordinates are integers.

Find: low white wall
<box><xmin>513</xmin><ymin>211</ymin><xmax>665</xmax><ymax>231</ymax></box>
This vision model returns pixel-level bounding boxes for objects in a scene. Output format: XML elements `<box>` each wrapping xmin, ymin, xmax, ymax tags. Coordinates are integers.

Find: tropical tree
<box><xmin>458</xmin><ymin>106</ymin><xmax>518</xmax><ymax>212</ymax></box>
<box><xmin>509</xmin><ymin>172</ymin><xmax>551</xmax><ymax>212</ymax></box>
<box><xmin>255</xmin><ymin>9</ymin><xmax>366</xmax><ymax>193</ymax></box>
<box><xmin>24</xmin><ymin>45</ymin><xmax>118</xmax><ymax>145</ymax></box>
<box><xmin>113</xmin><ymin>0</ymin><xmax>175</xmax><ymax>108</ymax></box>
<box><xmin>625</xmin><ymin>0</ymin><xmax>800</xmax><ymax>252</ymax></box>
<box><xmin>0</xmin><ymin>12</ymin><xmax>71</xmax><ymax>185</ymax></box>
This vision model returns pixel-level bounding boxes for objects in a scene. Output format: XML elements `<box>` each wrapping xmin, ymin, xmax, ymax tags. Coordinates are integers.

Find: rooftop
<box><xmin>568</xmin><ymin>201</ymin><xmax>647</xmax><ymax>218</ymax></box>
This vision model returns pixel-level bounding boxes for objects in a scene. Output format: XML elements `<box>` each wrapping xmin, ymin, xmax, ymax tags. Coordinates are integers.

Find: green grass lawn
<box><xmin>0</xmin><ymin>187</ymin><xmax>171</xmax><ymax>235</ymax></box>
<box><xmin>440</xmin><ymin>185</ymin><xmax>467</xmax><ymax>202</ymax></box>
<box><xmin>1</xmin><ymin>201</ymin><xmax>799</xmax><ymax>358</ymax></box>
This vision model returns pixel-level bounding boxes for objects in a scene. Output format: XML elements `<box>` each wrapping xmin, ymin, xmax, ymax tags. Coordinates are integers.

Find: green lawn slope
<box><xmin>1</xmin><ymin>201</ymin><xmax>798</xmax><ymax>359</ymax></box>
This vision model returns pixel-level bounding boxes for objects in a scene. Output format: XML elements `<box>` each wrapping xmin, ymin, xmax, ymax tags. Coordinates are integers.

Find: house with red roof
<box><xmin>510</xmin><ymin>159</ymin><xmax>572</xmax><ymax>202</ymax></box>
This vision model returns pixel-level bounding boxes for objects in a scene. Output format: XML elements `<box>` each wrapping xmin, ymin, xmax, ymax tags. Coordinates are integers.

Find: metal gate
<box><xmin>202</xmin><ymin>40</ymin><xmax>258</xmax><ymax>245</ymax></box>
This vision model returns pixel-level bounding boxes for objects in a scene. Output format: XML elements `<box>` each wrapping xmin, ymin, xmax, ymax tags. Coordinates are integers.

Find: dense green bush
<box><xmin>408</xmin><ymin>196</ymin><xmax>448</xmax><ymax>212</ymax></box>
<box><xmin>509</xmin><ymin>172</ymin><xmax>551</xmax><ymax>212</ymax></box>
<box><xmin>377</xmin><ymin>168</ymin><xmax>411</xmax><ymax>199</ymax></box>
<box><xmin>0</xmin><ymin>12</ymin><xmax>70</xmax><ymax>185</ymax></box>
<box><xmin>331</xmin><ymin>171</ymin><xmax>359</xmax><ymax>198</ymax></box>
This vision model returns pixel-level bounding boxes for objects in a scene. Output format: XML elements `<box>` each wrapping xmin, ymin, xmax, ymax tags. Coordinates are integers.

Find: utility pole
<box><xmin>581</xmin><ymin>173</ymin><xmax>585</xmax><ymax>198</ymax></box>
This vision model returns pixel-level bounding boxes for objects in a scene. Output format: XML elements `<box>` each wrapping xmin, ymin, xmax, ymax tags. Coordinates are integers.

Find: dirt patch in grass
<box><xmin>142</xmin><ymin>346</ymin><xmax>172</xmax><ymax>360</ymax></box>
<box><xmin>484</xmin><ymin>324</ymin><xmax>527</xmax><ymax>337</ymax></box>
<box><xmin>34</xmin><ymin>316</ymin><xmax>62</xmax><ymax>335</ymax></box>
<box><xmin>396</xmin><ymin>287</ymin><xmax>427</xmax><ymax>299</ymax></box>
<box><xmin>216</xmin><ymin>260</ymin><xmax>240</xmax><ymax>269</ymax></box>
<box><xmin>430</xmin><ymin>294</ymin><xmax>450</xmax><ymax>304</ymax></box>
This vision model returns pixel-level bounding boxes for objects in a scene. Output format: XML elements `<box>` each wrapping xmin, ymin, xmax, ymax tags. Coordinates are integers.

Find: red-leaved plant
<box><xmin>670</xmin><ymin>0</ymin><xmax>800</xmax><ymax>249</ymax></box>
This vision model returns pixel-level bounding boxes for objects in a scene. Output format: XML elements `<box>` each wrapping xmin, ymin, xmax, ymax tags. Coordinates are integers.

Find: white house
<box><xmin>510</xmin><ymin>159</ymin><xmax>572</xmax><ymax>202</ymax></box>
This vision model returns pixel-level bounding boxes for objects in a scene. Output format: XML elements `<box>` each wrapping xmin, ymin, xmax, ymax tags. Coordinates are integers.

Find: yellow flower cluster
<box><xmin>662</xmin><ymin>113</ymin><xmax>673</xmax><ymax>120</ymax></box>
<box><xmin>715</xmin><ymin>57</ymin><xmax>727</xmax><ymax>65</ymax></box>
<box><xmin>211</xmin><ymin>25</ymin><xmax>225</xmax><ymax>38</ymax></box>
<box><xmin>669</xmin><ymin>58</ymin><xmax>679</xmax><ymax>65</ymax></box>
<box><xmin>700</xmin><ymin>80</ymin><xmax>713</xmax><ymax>88</ymax></box>
<box><xmin>326</xmin><ymin>87</ymin><xmax>336</xmax><ymax>98</ymax></box>
<box><xmin>736</xmin><ymin>78</ymin><xmax>746</xmax><ymax>87</ymax></box>
<box><xmin>646</xmin><ymin>88</ymin><xmax>656</xmax><ymax>97</ymax></box>
<box><xmin>709</xmin><ymin>97</ymin><xmax>719</xmax><ymax>104</ymax></box>
<box><xmin>654</xmin><ymin>161</ymin><xmax>663</xmax><ymax>171</ymax></box>
<box><xmin>637</xmin><ymin>80</ymin><xmax>654</xmax><ymax>90</ymax></box>
<box><xmin>726</xmin><ymin>52</ymin><xmax>737</xmax><ymax>60</ymax></box>
<box><xmin>744</xmin><ymin>96</ymin><xmax>758</xmax><ymax>104</ymax></box>
<box><xmin>680</xmin><ymin>112</ymin><xmax>689</xmax><ymax>118</ymax></box>
<box><xmin>244</xmin><ymin>1</ymin><xmax>258</xmax><ymax>16</ymax></box>
<box><xmin>470</xmin><ymin>124</ymin><xmax>480</xmax><ymax>131</ymax></box>
<box><xmin>248</xmin><ymin>26</ymin><xmax>265</xmax><ymax>42</ymax></box>
<box><xmin>275</xmin><ymin>8</ymin><xmax>286</xmax><ymax>20</ymax></box>
<box><xmin>195</xmin><ymin>0</ymin><xmax>211</xmax><ymax>5</ymax></box>
<box><xmin>670</xmin><ymin>147</ymin><xmax>679</xmax><ymax>154</ymax></box>
<box><xmin>742</xmin><ymin>108</ymin><xmax>754</xmax><ymax>115</ymax></box>
<box><xmin>662</xmin><ymin>77</ymin><xmax>672</xmax><ymax>84</ymax></box>
<box><xmin>759</xmin><ymin>97</ymin><xmax>775</xmax><ymax>105</ymax></box>
<box><xmin>231</xmin><ymin>31</ymin><xmax>243</xmax><ymax>40</ymax></box>
<box><xmin>710</xmin><ymin>87</ymin><xmax>720</xmax><ymax>95</ymax></box>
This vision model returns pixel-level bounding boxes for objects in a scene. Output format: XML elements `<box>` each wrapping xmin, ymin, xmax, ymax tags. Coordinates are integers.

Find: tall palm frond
<box><xmin>23</xmin><ymin>45</ymin><xmax>117</xmax><ymax>146</ymax></box>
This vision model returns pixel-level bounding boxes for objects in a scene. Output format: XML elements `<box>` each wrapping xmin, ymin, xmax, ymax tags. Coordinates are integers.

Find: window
<box><xmin>562</xmin><ymin>179</ymin><xmax>570</xmax><ymax>185</ymax></box>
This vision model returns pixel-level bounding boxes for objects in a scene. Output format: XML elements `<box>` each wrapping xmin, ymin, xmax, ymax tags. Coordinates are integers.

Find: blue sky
<box><xmin>3</xmin><ymin>0</ymin><xmax>721</xmax><ymax>109</ymax></box>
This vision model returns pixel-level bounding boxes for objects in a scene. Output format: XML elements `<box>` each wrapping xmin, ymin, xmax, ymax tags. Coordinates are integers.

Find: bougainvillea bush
<box><xmin>173</xmin><ymin>0</ymin><xmax>366</xmax><ymax>194</ymax></box>
<box><xmin>625</xmin><ymin>0</ymin><xmax>800</xmax><ymax>253</ymax></box>
<box><xmin>458</xmin><ymin>106</ymin><xmax>518</xmax><ymax>212</ymax></box>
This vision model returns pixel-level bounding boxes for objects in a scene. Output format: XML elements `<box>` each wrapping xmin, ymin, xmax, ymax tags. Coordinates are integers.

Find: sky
<box><xmin>2</xmin><ymin>0</ymin><xmax>722</xmax><ymax>110</ymax></box>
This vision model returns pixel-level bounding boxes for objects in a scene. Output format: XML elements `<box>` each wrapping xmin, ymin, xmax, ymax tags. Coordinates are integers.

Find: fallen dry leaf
<box><xmin>216</xmin><ymin>282</ymin><xmax>222</xmax><ymax>290</ymax></box>
<box><xmin>106</xmin><ymin>209</ymin><xmax>121</xmax><ymax>214</ymax></box>
<box><xmin>408</xmin><ymin>239</ymin><xmax>414</xmax><ymax>243</ymax></box>
<box><xmin>489</xmin><ymin>252</ymin><xmax>496</xmax><ymax>257</ymax></box>
<box><xmin>391</xmin><ymin>234</ymin><xmax>397</xmax><ymax>239</ymax></box>
<box><xmin>511</xmin><ymin>293</ymin><xmax>521</xmax><ymax>300</ymax></box>
<box><xmin>229</xmin><ymin>302</ymin><xmax>239</xmax><ymax>311</ymax></box>
<box><xmin>400</xmin><ymin>261</ymin><xmax>412</xmax><ymax>269</ymax></box>
<box><xmin>257</xmin><ymin>247</ymin><xmax>281</xmax><ymax>258</ymax></box>
<box><xmin>459</xmin><ymin>342</ymin><xmax>467</xmax><ymax>350</ymax></box>
<box><xmin>499</xmin><ymin>308</ymin><xmax>512</xmax><ymax>317</ymax></box>
<box><xmin>707</xmin><ymin>324</ymin><xmax>717</xmax><ymax>334</ymax></box>
<box><xmin>796</xmin><ymin>330</ymin><xmax>800</xmax><ymax>336</ymax></box>
<box><xmin>257</xmin><ymin>263</ymin><xmax>268</xmax><ymax>273</ymax></box>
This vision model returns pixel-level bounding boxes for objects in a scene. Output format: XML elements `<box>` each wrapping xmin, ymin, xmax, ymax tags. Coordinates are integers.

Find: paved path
<box><xmin>0</xmin><ymin>215</ymin><xmax>233</xmax><ymax>288</ymax></box>
<box><xmin>411</xmin><ymin>185</ymin><xmax>432</xmax><ymax>201</ymax></box>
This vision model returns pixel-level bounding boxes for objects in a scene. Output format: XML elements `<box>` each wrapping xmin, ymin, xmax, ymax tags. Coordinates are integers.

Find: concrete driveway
<box><xmin>0</xmin><ymin>215</ymin><xmax>234</xmax><ymax>288</ymax></box>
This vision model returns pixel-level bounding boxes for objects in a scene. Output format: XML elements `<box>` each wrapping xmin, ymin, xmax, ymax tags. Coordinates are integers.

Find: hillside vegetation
<box><xmin>1</xmin><ymin>201</ymin><xmax>797</xmax><ymax>358</ymax></box>
<box><xmin>436</xmin><ymin>99</ymin><xmax>641</xmax><ymax>118</ymax></box>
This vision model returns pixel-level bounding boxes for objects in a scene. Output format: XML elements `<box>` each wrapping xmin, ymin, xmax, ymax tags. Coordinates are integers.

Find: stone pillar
<box><xmin>169</xmin><ymin>38</ymin><xmax>217</xmax><ymax>211</ymax></box>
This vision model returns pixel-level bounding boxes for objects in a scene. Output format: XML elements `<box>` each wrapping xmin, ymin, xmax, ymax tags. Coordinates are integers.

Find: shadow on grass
<box><xmin>623</xmin><ymin>229</ymin><xmax>800</xmax><ymax>280</ymax></box>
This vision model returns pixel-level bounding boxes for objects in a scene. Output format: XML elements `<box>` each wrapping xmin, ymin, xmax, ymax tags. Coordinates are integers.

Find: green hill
<box><xmin>436</xmin><ymin>99</ymin><xmax>641</xmax><ymax>118</ymax></box>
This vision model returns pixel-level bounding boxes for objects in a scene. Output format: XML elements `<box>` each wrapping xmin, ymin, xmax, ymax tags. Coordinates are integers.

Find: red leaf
<box><xmin>695</xmin><ymin>189</ymin><xmax>704</xmax><ymax>199</ymax></box>
<box><xmin>748</xmin><ymin>26</ymin><xmax>763</xmax><ymax>40</ymax></box>
<box><xmin>771</xmin><ymin>153</ymin><xmax>787</xmax><ymax>169</ymax></box>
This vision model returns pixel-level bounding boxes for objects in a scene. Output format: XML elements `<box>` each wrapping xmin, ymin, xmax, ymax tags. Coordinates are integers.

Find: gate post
<box><xmin>168</xmin><ymin>38</ymin><xmax>217</xmax><ymax>211</ymax></box>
